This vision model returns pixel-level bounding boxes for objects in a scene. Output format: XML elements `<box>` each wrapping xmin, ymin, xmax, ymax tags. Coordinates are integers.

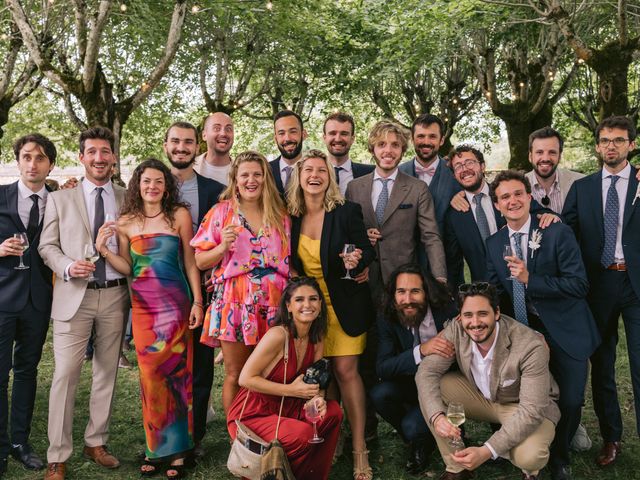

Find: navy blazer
<box><xmin>376</xmin><ymin>301</ymin><xmax>458</xmax><ymax>380</ymax></box>
<box><xmin>351</xmin><ymin>162</ymin><xmax>375</xmax><ymax>179</ymax></box>
<box><xmin>290</xmin><ymin>201</ymin><xmax>376</xmax><ymax>337</ymax></box>
<box><xmin>195</xmin><ymin>173</ymin><xmax>224</xmax><ymax>225</ymax></box>
<box><xmin>562</xmin><ymin>170</ymin><xmax>640</xmax><ymax>302</ymax></box>
<box><xmin>486</xmin><ymin>216</ymin><xmax>600</xmax><ymax>361</ymax></box>
<box><xmin>0</xmin><ymin>181</ymin><xmax>52</xmax><ymax>314</ymax></box>
<box><xmin>269</xmin><ymin>157</ymin><xmax>285</xmax><ymax>195</ymax></box>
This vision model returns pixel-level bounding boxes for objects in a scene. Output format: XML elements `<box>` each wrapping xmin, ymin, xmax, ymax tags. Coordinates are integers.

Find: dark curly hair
<box><xmin>120</xmin><ymin>158</ymin><xmax>188</xmax><ymax>228</ymax></box>
<box><xmin>273</xmin><ymin>277</ymin><xmax>328</xmax><ymax>344</ymax></box>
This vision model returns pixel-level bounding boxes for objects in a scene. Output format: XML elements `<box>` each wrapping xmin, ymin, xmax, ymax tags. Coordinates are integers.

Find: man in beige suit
<box><xmin>38</xmin><ymin>127</ymin><xmax>129</xmax><ymax>480</ymax></box>
<box><xmin>416</xmin><ymin>282</ymin><xmax>559</xmax><ymax>480</ymax></box>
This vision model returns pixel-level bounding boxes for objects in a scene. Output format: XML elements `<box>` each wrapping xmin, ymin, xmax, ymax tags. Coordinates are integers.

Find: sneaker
<box><xmin>570</xmin><ymin>423</ymin><xmax>592</xmax><ymax>452</ymax></box>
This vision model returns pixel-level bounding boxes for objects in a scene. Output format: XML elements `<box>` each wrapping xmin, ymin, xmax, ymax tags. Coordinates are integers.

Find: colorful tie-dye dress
<box><xmin>130</xmin><ymin>233</ymin><xmax>194</xmax><ymax>461</ymax></box>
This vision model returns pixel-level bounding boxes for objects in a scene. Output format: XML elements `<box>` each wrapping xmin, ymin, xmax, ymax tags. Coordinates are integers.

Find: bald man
<box><xmin>194</xmin><ymin>112</ymin><xmax>234</xmax><ymax>185</ymax></box>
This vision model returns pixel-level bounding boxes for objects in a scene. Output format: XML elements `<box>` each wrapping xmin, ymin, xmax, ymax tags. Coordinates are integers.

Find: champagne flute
<box><xmin>104</xmin><ymin>213</ymin><xmax>117</xmax><ymax>248</ymax></box>
<box><xmin>304</xmin><ymin>398</ymin><xmax>324</xmax><ymax>444</ymax></box>
<box><xmin>341</xmin><ymin>244</ymin><xmax>356</xmax><ymax>280</ymax></box>
<box><xmin>13</xmin><ymin>233</ymin><xmax>29</xmax><ymax>270</ymax></box>
<box><xmin>83</xmin><ymin>244</ymin><xmax>99</xmax><ymax>281</ymax></box>
<box><xmin>503</xmin><ymin>244</ymin><xmax>516</xmax><ymax>280</ymax></box>
<box><xmin>446</xmin><ymin>402</ymin><xmax>465</xmax><ymax>450</ymax></box>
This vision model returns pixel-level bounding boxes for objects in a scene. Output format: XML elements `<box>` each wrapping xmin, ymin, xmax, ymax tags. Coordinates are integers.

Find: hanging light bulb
<box><xmin>191</xmin><ymin>5</ymin><xmax>200</xmax><ymax>14</ymax></box>
<box><xmin>266</xmin><ymin>1</ymin><xmax>273</xmax><ymax>10</ymax></box>
<box><xmin>120</xmin><ymin>3</ymin><xmax>127</xmax><ymax>12</ymax></box>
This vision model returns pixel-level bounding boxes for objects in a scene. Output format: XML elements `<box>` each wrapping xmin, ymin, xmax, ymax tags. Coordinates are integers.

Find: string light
<box><xmin>120</xmin><ymin>3</ymin><xmax>127</xmax><ymax>12</ymax></box>
<box><xmin>266</xmin><ymin>1</ymin><xmax>273</xmax><ymax>10</ymax></box>
<box><xmin>128</xmin><ymin>75</ymin><xmax>134</xmax><ymax>82</ymax></box>
<box><xmin>191</xmin><ymin>5</ymin><xmax>200</xmax><ymax>13</ymax></box>
<box><xmin>0</xmin><ymin>34</ymin><xmax>8</xmax><ymax>41</ymax></box>
<box><xmin>452</xmin><ymin>98</ymin><xmax>458</xmax><ymax>104</ymax></box>
<box><xmin>518</xmin><ymin>82</ymin><xmax>525</xmax><ymax>87</ymax></box>
<box><xmin>577</xmin><ymin>58</ymin><xmax>585</xmax><ymax>65</ymax></box>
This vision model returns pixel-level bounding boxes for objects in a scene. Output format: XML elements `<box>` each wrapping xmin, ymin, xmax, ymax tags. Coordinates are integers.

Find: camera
<box><xmin>303</xmin><ymin>358</ymin><xmax>331</xmax><ymax>390</ymax></box>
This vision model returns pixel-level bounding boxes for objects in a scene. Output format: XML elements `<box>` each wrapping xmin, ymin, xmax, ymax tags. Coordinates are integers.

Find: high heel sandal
<box><xmin>353</xmin><ymin>450</ymin><xmax>373</xmax><ymax>480</ymax></box>
<box><xmin>139</xmin><ymin>458</ymin><xmax>158</xmax><ymax>477</ymax></box>
<box><xmin>166</xmin><ymin>462</ymin><xmax>186</xmax><ymax>479</ymax></box>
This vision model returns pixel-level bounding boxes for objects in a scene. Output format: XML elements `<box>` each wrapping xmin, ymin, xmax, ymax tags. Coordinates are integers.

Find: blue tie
<box><xmin>375</xmin><ymin>179</ymin><xmax>390</xmax><ymax>226</ymax></box>
<box><xmin>601</xmin><ymin>175</ymin><xmax>620</xmax><ymax>268</ymax></box>
<box><xmin>511</xmin><ymin>232</ymin><xmax>528</xmax><ymax>326</ymax></box>
<box><xmin>473</xmin><ymin>193</ymin><xmax>491</xmax><ymax>241</ymax></box>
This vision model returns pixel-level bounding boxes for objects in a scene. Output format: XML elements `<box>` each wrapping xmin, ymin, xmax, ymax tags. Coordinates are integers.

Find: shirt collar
<box><xmin>414</xmin><ymin>156</ymin><xmax>440</xmax><ymax>171</ymax></box>
<box><xmin>602</xmin><ymin>161</ymin><xmax>631</xmax><ymax>180</ymax></box>
<box><xmin>82</xmin><ymin>177</ymin><xmax>114</xmax><ymax>196</ymax></box>
<box><xmin>334</xmin><ymin>158</ymin><xmax>352</xmax><ymax>173</ymax></box>
<box><xmin>531</xmin><ymin>172</ymin><xmax>559</xmax><ymax>190</ymax></box>
<box><xmin>464</xmin><ymin>181</ymin><xmax>490</xmax><ymax>204</ymax></box>
<box><xmin>17</xmin><ymin>180</ymin><xmax>47</xmax><ymax>200</ymax></box>
<box><xmin>279</xmin><ymin>157</ymin><xmax>296</xmax><ymax>172</ymax></box>
<box><xmin>373</xmin><ymin>168</ymin><xmax>398</xmax><ymax>182</ymax></box>
<box><xmin>507</xmin><ymin>215</ymin><xmax>531</xmax><ymax>238</ymax></box>
<box><xmin>471</xmin><ymin>321</ymin><xmax>500</xmax><ymax>361</ymax></box>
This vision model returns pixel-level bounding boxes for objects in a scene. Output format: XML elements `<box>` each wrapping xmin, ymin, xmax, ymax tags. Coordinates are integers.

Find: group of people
<box><xmin>0</xmin><ymin>108</ymin><xmax>638</xmax><ymax>480</ymax></box>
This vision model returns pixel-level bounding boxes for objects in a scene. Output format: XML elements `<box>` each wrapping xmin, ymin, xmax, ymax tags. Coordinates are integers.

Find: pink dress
<box><xmin>190</xmin><ymin>200</ymin><xmax>290</xmax><ymax>346</ymax></box>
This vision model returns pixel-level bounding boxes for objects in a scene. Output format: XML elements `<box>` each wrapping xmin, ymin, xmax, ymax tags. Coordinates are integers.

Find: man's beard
<box><xmin>463</xmin><ymin>175</ymin><xmax>484</xmax><ymax>193</ymax></box>
<box><xmin>415</xmin><ymin>143</ymin><xmax>439</xmax><ymax>164</ymax></box>
<box><xmin>167</xmin><ymin>153</ymin><xmax>196</xmax><ymax>170</ymax></box>
<box><xmin>395</xmin><ymin>302</ymin><xmax>428</xmax><ymax>329</ymax></box>
<box><xmin>278</xmin><ymin>140</ymin><xmax>303</xmax><ymax>160</ymax></box>
<box><xmin>533</xmin><ymin>162</ymin><xmax>558</xmax><ymax>179</ymax></box>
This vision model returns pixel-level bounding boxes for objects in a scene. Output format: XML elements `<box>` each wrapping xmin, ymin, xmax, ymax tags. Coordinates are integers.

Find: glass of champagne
<box><xmin>83</xmin><ymin>244</ymin><xmax>99</xmax><ymax>281</ymax></box>
<box><xmin>503</xmin><ymin>244</ymin><xmax>516</xmax><ymax>280</ymax></box>
<box><xmin>446</xmin><ymin>402</ymin><xmax>465</xmax><ymax>450</ymax></box>
<box><xmin>341</xmin><ymin>244</ymin><xmax>356</xmax><ymax>280</ymax></box>
<box><xmin>104</xmin><ymin>214</ymin><xmax>117</xmax><ymax>249</ymax></box>
<box><xmin>304</xmin><ymin>398</ymin><xmax>324</xmax><ymax>444</ymax></box>
<box><xmin>13</xmin><ymin>233</ymin><xmax>29</xmax><ymax>270</ymax></box>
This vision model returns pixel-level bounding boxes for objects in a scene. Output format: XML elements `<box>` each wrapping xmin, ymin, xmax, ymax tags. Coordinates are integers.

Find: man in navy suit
<box><xmin>562</xmin><ymin>116</ymin><xmax>640</xmax><ymax>468</ymax></box>
<box><xmin>0</xmin><ymin>134</ymin><xmax>57</xmax><ymax>474</ymax></box>
<box><xmin>164</xmin><ymin>122</ymin><xmax>225</xmax><ymax>456</ymax></box>
<box><xmin>322</xmin><ymin>111</ymin><xmax>374</xmax><ymax>195</ymax></box>
<box><xmin>269</xmin><ymin>110</ymin><xmax>307</xmax><ymax>196</ymax></box>
<box><xmin>486</xmin><ymin>170</ymin><xmax>600</xmax><ymax>480</ymax></box>
<box><xmin>370</xmin><ymin>264</ymin><xmax>456</xmax><ymax>475</ymax></box>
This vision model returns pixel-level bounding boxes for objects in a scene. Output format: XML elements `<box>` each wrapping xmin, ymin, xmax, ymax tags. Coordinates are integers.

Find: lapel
<box><xmin>494</xmin><ymin>227</ymin><xmax>513</xmax><ymax>296</ymax></box>
<box><xmin>527</xmin><ymin>215</ymin><xmax>541</xmax><ymax>273</ymax></box>
<box><xmin>623</xmin><ymin>169</ymin><xmax>638</xmax><ymax>231</ymax></box>
<box><xmin>74</xmin><ymin>184</ymin><xmax>92</xmax><ymax>237</ymax></box>
<box><xmin>196</xmin><ymin>174</ymin><xmax>208</xmax><ymax>222</ymax></box>
<box><xmin>394</xmin><ymin>321</ymin><xmax>415</xmax><ymax>351</ymax></box>
<box><xmin>357</xmin><ymin>173</ymin><xmax>376</xmax><ymax>227</ymax></box>
<box><xmin>113</xmin><ymin>184</ymin><xmax>125</xmax><ymax>210</ymax></box>
<box><xmin>319</xmin><ymin>209</ymin><xmax>332</xmax><ymax>277</ymax></box>
<box><xmin>382</xmin><ymin>171</ymin><xmax>411</xmax><ymax>225</ymax></box>
<box><xmin>460</xmin><ymin>208</ymin><xmax>484</xmax><ymax>250</ymax></box>
<box><xmin>429</xmin><ymin>157</ymin><xmax>443</xmax><ymax>196</ymax></box>
<box><xmin>489</xmin><ymin>317</ymin><xmax>511</xmax><ymax>400</ymax></box>
<box><xmin>270</xmin><ymin>158</ymin><xmax>284</xmax><ymax>193</ymax></box>
<box><xmin>590</xmin><ymin>172</ymin><xmax>604</xmax><ymax>233</ymax></box>
<box><xmin>8</xmin><ymin>182</ymin><xmax>27</xmax><ymax>231</ymax></box>
<box><xmin>492</xmin><ymin>205</ymin><xmax>506</xmax><ymax>229</ymax></box>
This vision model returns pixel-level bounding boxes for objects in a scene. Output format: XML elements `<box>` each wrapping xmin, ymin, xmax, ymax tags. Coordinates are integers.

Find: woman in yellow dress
<box><xmin>287</xmin><ymin>149</ymin><xmax>376</xmax><ymax>480</ymax></box>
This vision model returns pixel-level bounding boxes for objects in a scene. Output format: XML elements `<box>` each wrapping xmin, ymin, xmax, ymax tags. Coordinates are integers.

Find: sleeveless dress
<box><xmin>297</xmin><ymin>234</ymin><xmax>366</xmax><ymax>356</ymax></box>
<box><xmin>130</xmin><ymin>233</ymin><xmax>194</xmax><ymax>461</ymax></box>
<box><xmin>227</xmin><ymin>332</ymin><xmax>343</xmax><ymax>480</ymax></box>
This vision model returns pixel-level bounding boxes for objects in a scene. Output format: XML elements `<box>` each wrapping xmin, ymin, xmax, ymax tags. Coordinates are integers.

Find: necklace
<box><xmin>142</xmin><ymin>210</ymin><xmax>163</xmax><ymax>218</ymax></box>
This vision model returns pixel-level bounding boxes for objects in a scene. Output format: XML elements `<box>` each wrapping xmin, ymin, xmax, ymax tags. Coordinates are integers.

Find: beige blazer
<box><xmin>525</xmin><ymin>167</ymin><xmax>585</xmax><ymax>206</ymax></box>
<box><xmin>38</xmin><ymin>184</ymin><xmax>126</xmax><ymax>321</ymax></box>
<box><xmin>416</xmin><ymin>315</ymin><xmax>560</xmax><ymax>456</ymax></box>
<box><xmin>345</xmin><ymin>171</ymin><xmax>446</xmax><ymax>290</ymax></box>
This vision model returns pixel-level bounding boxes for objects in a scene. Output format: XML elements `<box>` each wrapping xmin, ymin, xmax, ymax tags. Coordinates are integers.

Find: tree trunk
<box><xmin>589</xmin><ymin>42</ymin><xmax>634</xmax><ymax>121</ymax></box>
<box><xmin>0</xmin><ymin>97</ymin><xmax>10</xmax><ymax>158</ymax></box>
<box><xmin>500</xmin><ymin>102</ymin><xmax>553</xmax><ymax>170</ymax></box>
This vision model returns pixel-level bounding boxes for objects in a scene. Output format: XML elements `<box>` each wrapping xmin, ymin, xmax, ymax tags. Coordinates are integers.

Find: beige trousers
<box><xmin>428</xmin><ymin>372</ymin><xmax>556</xmax><ymax>475</ymax></box>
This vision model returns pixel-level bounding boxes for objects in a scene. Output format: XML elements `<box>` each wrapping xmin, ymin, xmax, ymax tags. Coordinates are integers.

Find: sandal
<box><xmin>166</xmin><ymin>462</ymin><xmax>186</xmax><ymax>480</ymax></box>
<box><xmin>140</xmin><ymin>458</ymin><xmax>158</xmax><ymax>477</ymax></box>
<box><xmin>353</xmin><ymin>450</ymin><xmax>373</xmax><ymax>480</ymax></box>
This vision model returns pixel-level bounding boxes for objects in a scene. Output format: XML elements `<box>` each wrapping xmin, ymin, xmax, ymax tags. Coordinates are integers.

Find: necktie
<box><xmin>93</xmin><ymin>187</ymin><xmax>106</xmax><ymax>283</ymax></box>
<box><xmin>412</xmin><ymin>326</ymin><xmax>421</xmax><ymax>348</ymax></box>
<box><xmin>415</xmin><ymin>164</ymin><xmax>436</xmax><ymax>177</ymax></box>
<box><xmin>375</xmin><ymin>178</ymin><xmax>390</xmax><ymax>226</ymax></box>
<box><xmin>334</xmin><ymin>166</ymin><xmax>342</xmax><ymax>185</ymax></box>
<box><xmin>26</xmin><ymin>194</ymin><xmax>40</xmax><ymax>241</ymax></box>
<box><xmin>473</xmin><ymin>193</ymin><xmax>491</xmax><ymax>241</ymax></box>
<box><xmin>283</xmin><ymin>166</ymin><xmax>293</xmax><ymax>189</ymax></box>
<box><xmin>601</xmin><ymin>175</ymin><xmax>620</xmax><ymax>268</ymax></box>
<box><xmin>511</xmin><ymin>232</ymin><xmax>528</xmax><ymax>326</ymax></box>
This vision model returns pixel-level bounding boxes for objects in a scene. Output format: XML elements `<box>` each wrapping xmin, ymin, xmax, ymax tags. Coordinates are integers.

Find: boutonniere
<box><xmin>528</xmin><ymin>229</ymin><xmax>543</xmax><ymax>259</ymax></box>
<box><xmin>632</xmin><ymin>183</ymin><xmax>640</xmax><ymax>205</ymax></box>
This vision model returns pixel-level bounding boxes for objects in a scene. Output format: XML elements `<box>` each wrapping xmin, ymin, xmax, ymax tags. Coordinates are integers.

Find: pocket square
<box><xmin>398</xmin><ymin>203</ymin><xmax>413</xmax><ymax>209</ymax></box>
<box><xmin>502</xmin><ymin>379</ymin><xmax>517</xmax><ymax>387</ymax></box>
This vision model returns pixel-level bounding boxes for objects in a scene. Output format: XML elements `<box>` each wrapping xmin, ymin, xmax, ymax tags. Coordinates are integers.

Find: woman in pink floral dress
<box><xmin>191</xmin><ymin>151</ymin><xmax>290</xmax><ymax>414</ymax></box>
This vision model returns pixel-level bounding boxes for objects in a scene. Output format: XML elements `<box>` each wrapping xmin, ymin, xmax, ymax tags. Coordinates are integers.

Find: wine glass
<box><xmin>13</xmin><ymin>233</ymin><xmax>29</xmax><ymax>270</ymax></box>
<box><xmin>341</xmin><ymin>244</ymin><xmax>356</xmax><ymax>280</ymax></box>
<box><xmin>446</xmin><ymin>402</ymin><xmax>465</xmax><ymax>450</ymax></box>
<box><xmin>304</xmin><ymin>398</ymin><xmax>324</xmax><ymax>444</ymax></box>
<box><xmin>83</xmin><ymin>243</ymin><xmax>99</xmax><ymax>281</ymax></box>
<box><xmin>104</xmin><ymin>214</ymin><xmax>117</xmax><ymax>248</ymax></box>
<box><xmin>503</xmin><ymin>244</ymin><xmax>516</xmax><ymax>280</ymax></box>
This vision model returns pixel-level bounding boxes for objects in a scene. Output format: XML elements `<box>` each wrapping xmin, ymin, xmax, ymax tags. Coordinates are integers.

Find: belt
<box><xmin>606</xmin><ymin>263</ymin><xmax>627</xmax><ymax>271</ymax></box>
<box><xmin>87</xmin><ymin>278</ymin><xmax>128</xmax><ymax>289</ymax></box>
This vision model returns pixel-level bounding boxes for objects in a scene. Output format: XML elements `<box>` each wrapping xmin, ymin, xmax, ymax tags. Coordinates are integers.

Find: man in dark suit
<box><xmin>269</xmin><ymin>110</ymin><xmax>307</xmax><ymax>195</ymax></box>
<box><xmin>486</xmin><ymin>170</ymin><xmax>600</xmax><ymax>480</ymax></box>
<box><xmin>0</xmin><ymin>134</ymin><xmax>56</xmax><ymax>475</ymax></box>
<box><xmin>562</xmin><ymin>115</ymin><xmax>640</xmax><ymax>468</ymax></box>
<box><xmin>163</xmin><ymin>122</ymin><xmax>224</xmax><ymax>456</ymax></box>
<box><xmin>322</xmin><ymin>111</ymin><xmax>374</xmax><ymax>195</ymax></box>
<box><xmin>370</xmin><ymin>264</ymin><xmax>456</xmax><ymax>474</ymax></box>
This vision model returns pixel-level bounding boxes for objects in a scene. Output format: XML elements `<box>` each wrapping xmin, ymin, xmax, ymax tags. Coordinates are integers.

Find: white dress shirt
<box><xmin>414</xmin><ymin>158</ymin><xmax>439</xmax><ymax>186</ymax></box>
<box><xmin>507</xmin><ymin>216</ymin><xmax>532</xmax><ymax>267</ymax></box>
<box><xmin>464</xmin><ymin>183</ymin><xmax>498</xmax><ymax>236</ymax></box>
<box><xmin>602</xmin><ymin>162</ymin><xmax>630</xmax><ymax>263</ymax></box>
<box><xmin>371</xmin><ymin>168</ymin><xmax>398</xmax><ymax>211</ymax></box>
<box><xmin>333</xmin><ymin>159</ymin><xmax>354</xmax><ymax>195</ymax></box>
<box><xmin>279</xmin><ymin>158</ymin><xmax>296</xmax><ymax>187</ymax></box>
<box><xmin>411</xmin><ymin>306</ymin><xmax>439</xmax><ymax>364</ymax></box>
<box><xmin>17</xmin><ymin>180</ymin><xmax>47</xmax><ymax>228</ymax></box>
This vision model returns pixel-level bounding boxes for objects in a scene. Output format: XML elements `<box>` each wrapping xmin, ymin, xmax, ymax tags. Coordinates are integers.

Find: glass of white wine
<box><xmin>446</xmin><ymin>402</ymin><xmax>465</xmax><ymax>450</ymax></box>
<box><xmin>13</xmin><ymin>233</ymin><xmax>29</xmax><ymax>270</ymax></box>
<box><xmin>83</xmin><ymin>244</ymin><xmax>99</xmax><ymax>281</ymax></box>
<box><xmin>104</xmin><ymin>213</ymin><xmax>117</xmax><ymax>248</ymax></box>
<box><xmin>503</xmin><ymin>244</ymin><xmax>516</xmax><ymax>280</ymax></box>
<box><xmin>341</xmin><ymin>244</ymin><xmax>356</xmax><ymax>280</ymax></box>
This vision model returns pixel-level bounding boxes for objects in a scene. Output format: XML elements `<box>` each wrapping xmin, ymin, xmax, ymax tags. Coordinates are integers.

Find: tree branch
<box><xmin>72</xmin><ymin>0</ymin><xmax>88</xmax><ymax>64</ymax></box>
<box><xmin>619</xmin><ymin>0</ymin><xmax>629</xmax><ymax>46</ymax></box>
<box><xmin>82</xmin><ymin>0</ymin><xmax>113</xmax><ymax>91</ymax></box>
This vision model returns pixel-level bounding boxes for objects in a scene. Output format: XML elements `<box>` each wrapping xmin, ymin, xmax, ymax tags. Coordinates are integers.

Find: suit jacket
<box><xmin>290</xmin><ymin>201</ymin><xmax>375</xmax><ymax>337</ymax></box>
<box><xmin>0</xmin><ymin>182</ymin><xmax>52</xmax><ymax>314</ymax></box>
<box><xmin>195</xmin><ymin>172</ymin><xmax>224</xmax><ymax>225</ymax></box>
<box><xmin>351</xmin><ymin>161</ymin><xmax>375</xmax><ymax>179</ymax></box>
<box><xmin>416</xmin><ymin>314</ymin><xmax>561</xmax><ymax>456</ymax></box>
<box><xmin>345</xmin><ymin>171</ymin><xmax>446</xmax><ymax>295</ymax></box>
<box><xmin>39</xmin><ymin>183</ymin><xmax>126</xmax><ymax>321</ymax></box>
<box><xmin>486</xmin><ymin>217</ymin><xmax>600</xmax><ymax>360</ymax></box>
<box><xmin>562</xmin><ymin>169</ymin><xmax>640</xmax><ymax>302</ymax></box>
<box><xmin>269</xmin><ymin>157</ymin><xmax>286</xmax><ymax>195</ymax></box>
<box><xmin>376</xmin><ymin>302</ymin><xmax>457</xmax><ymax>379</ymax></box>
<box><xmin>525</xmin><ymin>167</ymin><xmax>585</xmax><ymax>210</ymax></box>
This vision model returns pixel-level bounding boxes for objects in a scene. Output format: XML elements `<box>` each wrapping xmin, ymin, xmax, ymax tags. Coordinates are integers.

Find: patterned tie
<box><xmin>375</xmin><ymin>178</ymin><xmax>390</xmax><ymax>226</ymax></box>
<box><xmin>283</xmin><ymin>166</ymin><xmax>293</xmax><ymax>189</ymax></box>
<box><xmin>601</xmin><ymin>175</ymin><xmax>619</xmax><ymax>268</ymax></box>
<box><xmin>334</xmin><ymin>166</ymin><xmax>342</xmax><ymax>185</ymax></box>
<box><xmin>26</xmin><ymin>194</ymin><xmax>40</xmax><ymax>241</ymax></box>
<box><xmin>93</xmin><ymin>187</ymin><xmax>106</xmax><ymax>283</ymax></box>
<box><xmin>511</xmin><ymin>232</ymin><xmax>528</xmax><ymax>326</ymax></box>
<box><xmin>473</xmin><ymin>193</ymin><xmax>491</xmax><ymax>241</ymax></box>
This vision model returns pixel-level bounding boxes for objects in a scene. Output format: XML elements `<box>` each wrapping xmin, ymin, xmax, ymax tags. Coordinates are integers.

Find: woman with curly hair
<box><xmin>191</xmin><ymin>151</ymin><xmax>290</xmax><ymax>416</ymax></box>
<box><xmin>95</xmin><ymin>158</ymin><xmax>203</xmax><ymax>479</ymax></box>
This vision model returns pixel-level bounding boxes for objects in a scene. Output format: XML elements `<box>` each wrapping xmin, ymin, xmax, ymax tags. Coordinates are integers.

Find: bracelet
<box><xmin>101</xmin><ymin>250</ymin><xmax>110</xmax><ymax>258</ymax></box>
<box><xmin>431</xmin><ymin>411</ymin><xmax>445</xmax><ymax>426</ymax></box>
<box><xmin>193</xmin><ymin>301</ymin><xmax>204</xmax><ymax>309</ymax></box>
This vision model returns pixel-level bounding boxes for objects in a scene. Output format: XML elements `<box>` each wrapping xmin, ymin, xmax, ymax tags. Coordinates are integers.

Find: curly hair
<box><xmin>120</xmin><ymin>158</ymin><xmax>188</xmax><ymax>228</ymax></box>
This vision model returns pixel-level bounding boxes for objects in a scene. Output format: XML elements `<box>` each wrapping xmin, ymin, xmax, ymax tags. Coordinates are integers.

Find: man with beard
<box><xmin>417</xmin><ymin>282</ymin><xmax>560</xmax><ymax>480</ymax></box>
<box><xmin>370</xmin><ymin>264</ymin><xmax>457</xmax><ymax>474</ymax></box>
<box><xmin>322</xmin><ymin>111</ymin><xmax>374</xmax><ymax>195</ymax></box>
<box><xmin>269</xmin><ymin>110</ymin><xmax>307</xmax><ymax>195</ymax></box>
<box><xmin>163</xmin><ymin>122</ymin><xmax>224</xmax><ymax>456</ymax></box>
<box><xmin>562</xmin><ymin>116</ymin><xmax>640</xmax><ymax>468</ymax></box>
<box><xmin>194</xmin><ymin>112</ymin><xmax>234</xmax><ymax>185</ymax></box>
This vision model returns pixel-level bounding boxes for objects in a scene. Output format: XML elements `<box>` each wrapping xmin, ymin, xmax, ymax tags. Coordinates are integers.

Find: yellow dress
<box><xmin>297</xmin><ymin>234</ymin><xmax>366</xmax><ymax>356</ymax></box>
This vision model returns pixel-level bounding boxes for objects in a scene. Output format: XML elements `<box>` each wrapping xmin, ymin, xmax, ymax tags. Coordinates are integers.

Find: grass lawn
<box><xmin>3</xmin><ymin>324</ymin><xmax>640</xmax><ymax>480</ymax></box>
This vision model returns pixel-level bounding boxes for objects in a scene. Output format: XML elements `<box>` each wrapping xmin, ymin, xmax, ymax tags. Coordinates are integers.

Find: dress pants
<box><xmin>0</xmin><ymin>300</ymin><xmax>50</xmax><ymax>459</ymax></box>
<box><xmin>192</xmin><ymin>324</ymin><xmax>215</xmax><ymax>445</ymax></box>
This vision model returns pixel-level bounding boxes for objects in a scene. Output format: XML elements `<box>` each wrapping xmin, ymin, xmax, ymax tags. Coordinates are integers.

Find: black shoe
<box><xmin>10</xmin><ymin>444</ymin><xmax>44</xmax><ymax>470</ymax></box>
<box><xmin>406</xmin><ymin>441</ymin><xmax>429</xmax><ymax>475</ymax></box>
<box><xmin>0</xmin><ymin>457</ymin><xmax>6</xmax><ymax>476</ymax></box>
<box><xmin>550</xmin><ymin>464</ymin><xmax>571</xmax><ymax>480</ymax></box>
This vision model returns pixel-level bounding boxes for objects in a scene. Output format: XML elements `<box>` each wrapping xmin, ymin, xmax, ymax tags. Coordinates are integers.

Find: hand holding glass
<box><xmin>341</xmin><ymin>244</ymin><xmax>356</xmax><ymax>280</ymax></box>
<box><xmin>503</xmin><ymin>245</ymin><xmax>516</xmax><ymax>280</ymax></box>
<box><xmin>304</xmin><ymin>398</ymin><xmax>324</xmax><ymax>444</ymax></box>
<box><xmin>446</xmin><ymin>402</ymin><xmax>465</xmax><ymax>450</ymax></box>
<box><xmin>13</xmin><ymin>233</ymin><xmax>29</xmax><ymax>270</ymax></box>
<box><xmin>104</xmin><ymin>214</ymin><xmax>117</xmax><ymax>247</ymax></box>
<box><xmin>83</xmin><ymin>244</ymin><xmax>99</xmax><ymax>281</ymax></box>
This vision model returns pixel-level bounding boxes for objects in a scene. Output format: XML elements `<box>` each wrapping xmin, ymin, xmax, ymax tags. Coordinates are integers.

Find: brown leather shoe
<box><xmin>439</xmin><ymin>470</ymin><xmax>474</xmax><ymax>480</ymax></box>
<box><xmin>596</xmin><ymin>441</ymin><xmax>622</xmax><ymax>466</ymax></box>
<box><xmin>83</xmin><ymin>445</ymin><xmax>120</xmax><ymax>469</ymax></box>
<box><xmin>44</xmin><ymin>462</ymin><xmax>65</xmax><ymax>480</ymax></box>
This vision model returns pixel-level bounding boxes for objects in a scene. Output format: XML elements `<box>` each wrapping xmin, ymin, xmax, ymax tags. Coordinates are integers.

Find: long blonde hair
<box><xmin>286</xmin><ymin>149</ymin><xmax>345</xmax><ymax>217</ymax></box>
<box><xmin>220</xmin><ymin>151</ymin><xmax>288</xmax><ymax>245</ymax></box>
